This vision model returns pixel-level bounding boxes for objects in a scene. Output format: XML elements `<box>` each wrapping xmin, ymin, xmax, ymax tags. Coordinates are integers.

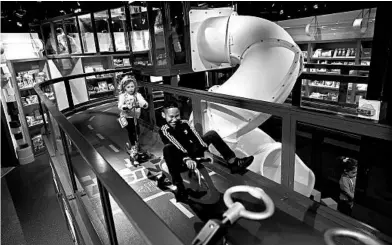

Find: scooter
<box><xmin>159</xmin><ymin>156</ymin><xmax>221</xmax><ymax>204</ymax></box>
<box><xmin>124</xmin><ymin>102</ymin><xmax>151</xmax><ymax>167</ymax></box>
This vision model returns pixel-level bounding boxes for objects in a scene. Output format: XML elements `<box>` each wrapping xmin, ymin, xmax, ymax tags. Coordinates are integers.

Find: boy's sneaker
<box><xmin>230</xmin><ymin>156</ymin><xmax>254</xmax><ymax>174</ymax></box>
<box><xmin>157</xmin><ymin>176</ymin><xmax>172</xmax><ymax>189</ymax></box>
<box><xmin>175</xmin><ymin>187</ymin><xmax>189</xmax><ymax>202</ymax></box>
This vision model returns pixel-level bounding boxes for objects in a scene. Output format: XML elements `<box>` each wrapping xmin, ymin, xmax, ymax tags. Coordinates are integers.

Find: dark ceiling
<box><xmin>1</xmin><ymin>1</ymin><xmax>380</xmax><ymax>33</ymax></box>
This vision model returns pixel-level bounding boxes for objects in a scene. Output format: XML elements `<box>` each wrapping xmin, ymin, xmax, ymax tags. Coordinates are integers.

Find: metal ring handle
<box><xmin>324</xmin><ymin>228</ymin><xmax>384</xmax><ymax>245</ymax></box>
<box><xmin>223</xmin><ymin>185</ymin><xmax>275</xmax><ymax>220</ymax></box>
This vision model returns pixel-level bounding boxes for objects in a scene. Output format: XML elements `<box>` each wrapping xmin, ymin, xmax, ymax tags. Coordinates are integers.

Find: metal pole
<box><xmin>97</xmin><ymin>179</ymin><xmax>119</xmax><ymax>245</ymax></box>
<box><xmin>43</xmin><ymin>104</ymin><xmax>57</xmax><ymax>152</ymax></box>
<box><xmin>64</xmin><ymin>79</ymin><xmax>75</xmax><ymax>110</ymax></box>
<box><xmin>37</xmin><ymin>95</ymin><xmax>49</xmax><ymax>133</ymax></box>
<box><xmin>59</xmin><ymin>128</ymin><xmax>78</xmax><ymax>192</ymax></box>
<box><xmin>281</xmin><ymin>114</ymin><xmax>296</xmax><ymax>189</ymax></box>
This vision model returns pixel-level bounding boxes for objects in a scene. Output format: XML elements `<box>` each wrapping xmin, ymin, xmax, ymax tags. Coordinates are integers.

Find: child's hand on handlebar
<box><xmin>185</xmin><ymin>159</ymin><xmax>197</xmax><ymax>170</ymax></box>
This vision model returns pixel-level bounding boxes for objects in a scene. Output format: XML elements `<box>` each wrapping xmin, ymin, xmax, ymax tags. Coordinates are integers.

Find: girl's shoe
<box><xmin>130</xmin><ymin>145</ymin><xmax>140</xmax><ymax>166</ymax></box>
<box><xmin>125</xmin><ymin>143</ymin><xmax>132</xmax><ymax>154</ymax></box>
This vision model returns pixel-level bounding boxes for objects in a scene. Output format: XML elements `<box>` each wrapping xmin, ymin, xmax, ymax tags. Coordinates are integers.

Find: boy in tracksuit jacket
<box><xmin>159</xmin><ymin>101</ymin><xmax>254</xmax><ymax>202</ymax></box>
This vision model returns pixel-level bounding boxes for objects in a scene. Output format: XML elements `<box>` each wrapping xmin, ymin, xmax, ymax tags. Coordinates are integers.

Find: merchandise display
<box><xmin>82</xmin><ymin>58</ymin><xmax>117</xmax><ymax>99</ymax></box>
<box><xmin>31</xmin><ymin>134</ymin><xmax>45</xmax><ymax>152</ymax></box>
<box><xmin>26</xmin><ymin>112</ymin><xmax>48</xmax><ymax>127</ymax></box>
<box><xmin>7</xmin><ymin>58</ymin><xmax>55</xmax><ymax>155</ymax></box>
<box><xmin>312</xmin><ymin>48</ymin><xmax>357</xmax><ymax>58</ymax></box>
<box><xmin>114</xmin><ymin>57</ymin><xmax>131</xmax><ymax>68</ymax></box>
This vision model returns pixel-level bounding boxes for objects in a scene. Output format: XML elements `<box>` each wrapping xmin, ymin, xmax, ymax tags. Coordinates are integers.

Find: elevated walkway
<box><xmin>66</xmin><ymin>102</ymin><xmax>325</xmax><ymax>245</ymax></box>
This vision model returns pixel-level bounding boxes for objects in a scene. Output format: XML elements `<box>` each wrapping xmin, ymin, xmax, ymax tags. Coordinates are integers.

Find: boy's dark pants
<box><xmin>163</xmin><ymin>130</ymin><xmax>235</xmax><ymax>188</ymax></box>
<box><xmin>338</xmin><ymin>200</ymin><xmax>353</xmax><ymax>216</ymax></box>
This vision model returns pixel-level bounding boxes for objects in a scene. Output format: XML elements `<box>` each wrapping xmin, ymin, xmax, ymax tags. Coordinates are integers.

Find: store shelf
<box><xmin>307</xmin><ymin>84</ymin><xmax>339</xmax><ymax>91</ymax></box>
<box><xmin>85</xmin><ymin>76</ymin><xmax>114</xmax><ymax>82</ymax></box>
<box><xmin>88</xmin><ymin>90</ymin><xmax>115</xmax><ymax>97</ymax></box>
<box><xmin>28</xmin><ymin>122</ymin><xmax>45</xmax><ymax>130</ymax></box>
<box><xmin>310</xmin><ymin>57</ymin><xmax>356</xmax><ymax>61</ymax></box>
<box><xmin>19</xmin><ymin>86</ymin><xmax>37</xmax><ymax>91</ymax></box>
<box><xmin>115</xmin><ymin>66</ymin><xmax>132</xmax><ymax>69</ymax></box>
<box><xmin>23</xmin><ymin>103</ymin><xmax>40</xmax><ymax>108</ymax></box>
<box><xmin>301</xmin><ymin>72</ymin><xmax>368</xmax><ymax>83</ymax></box>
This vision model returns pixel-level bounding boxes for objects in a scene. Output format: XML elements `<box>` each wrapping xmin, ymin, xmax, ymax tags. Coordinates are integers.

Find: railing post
<box><xmin>281</xmin><ymin>114</ymin><xmax>296</xmax><ymax>190</ymax></box>
<box><xmin>292</xmin><ymin>76</ymin><xmax>302</xmax><ymax>106</ymax></box>
<box><xmin>64</xmin><ymin>79</ymin><xmax>75</xmax><ymax>110</ymax></box>
<box><xmin>37</xmin><ymin>95</ymin><xmax>49</xmax><ymax>133</ymax></box>
<box><xmin>191</xmin><ymin>97</ymin><xmax>205</xmax><ymax>135</ymax></box>
<box><xmin>43</xmin><ymin>104</ymin><xmax>57</xmax><ymax>153</ymax></box>
<box><xmin>97</xmin><ymin>179</ymin><xmax>118</xmax><ymax>245</ymax></box>
<box><xmin>59</xmin><ymin>128</ymin><xmax>78</xmax><ymax>192</ymax></box>
<box><xmin>147</xmin><ymin>87</ymin><xmax>156</xmax><ymax>127</ymax></box>
<box><xmin>338</xmin><ymin>68</ymin><xmax>349</xmax><ymax>103</ymax></box>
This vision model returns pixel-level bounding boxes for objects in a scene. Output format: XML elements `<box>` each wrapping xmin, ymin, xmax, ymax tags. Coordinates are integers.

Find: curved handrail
<box><xmin>34</xmin><ymin>67</ymin><xmax>185</xmax><ymax>245</ymax></box>
<box><xmin>34</xmin><ymin>67</ymin><xmax>392</xmax><ymax>245</ymax></box>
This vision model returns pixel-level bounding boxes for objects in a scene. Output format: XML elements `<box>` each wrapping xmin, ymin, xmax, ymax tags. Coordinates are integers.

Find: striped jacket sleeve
<box><xmin>183</xmin><ymin>120</ymin><xmax>207</xmax><ymax>148</ymax></box>
<box><xmin>159</xmin><ymin>125</ymin><xmax>191</xmax><ymax>163</ymax></box>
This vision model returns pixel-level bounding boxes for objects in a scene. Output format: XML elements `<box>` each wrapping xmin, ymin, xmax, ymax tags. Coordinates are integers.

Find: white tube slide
<box><xmin>190</xmin><ymin>12</ymin><xmax>315</xmax><ymax>197</ymax></box>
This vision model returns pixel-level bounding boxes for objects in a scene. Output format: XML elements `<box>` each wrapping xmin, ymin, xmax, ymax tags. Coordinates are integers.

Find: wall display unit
<box><xmin>113</xmin><ymin>54</ymin><xmax>132</xmax><ymax>69</ymax></box>
<box><xmin>6</xmin><ymin>58</ymin><xmax>56</xmax><ymax>155</ymax></box>
<box><xmin>81</xmin><ymin>56</ymin><xmax>117</xmax><ymax>100</ymax></box>
<box><xmin>277</xmin><ymin>8</ymin><xmax>375</xmax><ymax>115</ymax></box>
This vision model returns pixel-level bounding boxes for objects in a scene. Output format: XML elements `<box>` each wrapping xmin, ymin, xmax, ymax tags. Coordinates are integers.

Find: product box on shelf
<box><xmin>31</xmin><ymin>134</ymin><xmax>45</xmax><ymax>152</ymax></box>
<box><xmin>16</xmin><ymin>70</ymin><xmax>48</xmax><ymax>90</ymax></box>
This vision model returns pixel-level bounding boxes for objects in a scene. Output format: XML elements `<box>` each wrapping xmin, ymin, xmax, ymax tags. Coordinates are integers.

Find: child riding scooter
<box><xmin>117</xmin><ymin>75</ymin><xmax>149</xmax><ymax>166</ymax></box>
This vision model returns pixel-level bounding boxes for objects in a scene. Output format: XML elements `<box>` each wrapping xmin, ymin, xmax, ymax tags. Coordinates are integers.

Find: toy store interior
<box><xmin>1</xmin><ymin>2</ymin><xmax>392</xmax><ymax>245</ymax></box>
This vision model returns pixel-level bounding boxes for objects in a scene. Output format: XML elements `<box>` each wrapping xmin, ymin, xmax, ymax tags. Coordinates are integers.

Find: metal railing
<box><xmin>34</xmin><ymin>67</ymin><xmax>392</xmax><ymax>245</ymax></box>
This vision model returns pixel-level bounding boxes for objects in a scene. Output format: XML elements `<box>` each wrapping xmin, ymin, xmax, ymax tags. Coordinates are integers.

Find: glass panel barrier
<box><xmin>94</xmin><ymin>10</ymin><xmax>114</xmax><ymax>52</ymax></box>
<box><xmin>78</xmin><ymin>14</ymin><xmax>97</xmax><ymax>53</ymax></box>
<box><xmin>63</xmin><ymin>17</ymin><xmax>82</xmax><ymax>54</ymax></box>
<box><xmin>295</xmin><ymin>121</ymin><xmax>392</xmax><ymax>236</ymax></box>
<box><xmin>168</xmin><ymin>2</ymin><xmax>187</xmax><ymax>65</ymax></box>
<box><xmin>129</xmin><ymin>3</ymin><xmax>152</xmax><ymax>66</ymax></box>
<box><xmin>151</xmin><ymin>3</ymin><xmax>168</xmax><ymax>66</ymax></box>
<box><xmin>53</xmin><ymin>20</ymin><xmax>68</xmax><ymax>55</ymax></box>
<box><xmin>42</xmin><ymin>23</ymin><xmax>57</xmax><ymax>55</ymax></box>
<box><xmin>61</xmin><ymin>128</ymin><xmax>111</xmax><ymax>244</ymax></box>
<box><xmin>111</xmin><ymin>7</ymin><xmax>129</xmax><ymax>52</ymax></box>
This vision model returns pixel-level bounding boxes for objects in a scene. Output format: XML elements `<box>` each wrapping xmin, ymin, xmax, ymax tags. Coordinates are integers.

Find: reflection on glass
<box><xmin>94</xmin><ymin>10</ymin><xmax>114</xmax><ymax>52</ymax></box>
<box><xmin>169</xmin><ymin>2</ymin><xmax>186</xmax><ymax>64</ymax></box>
<box><xmin>152</xmin><ymin>5</ymin><xmax>167</xmax><ymax>66</ymax></box>
<box><xmin>29</xmin><ymin>25</ymin><xmax>45</xmax><ymax>56</ymax></box>
<box><xmin>110</xmin><ymin>8</ymin><xmax>129</xmax><ymax>51</ymax></box>
<box><xmin>63</xmin><ymin>17</ymin><xmax>81</xmax><ymax>54</ymax></box>
<box><xmin>42</xmin><ymin>24</ymin><xmax>57</xmax><ymax>55</ymax></box>
<box><xmin>78</xmin><ymin>14</ymin><xmax>96</xmax><ymax>53</ymax></box>
<box><xmin>129</xmin><ymin>4</ymin><xmax>152</xmax><ymax>66</ymax></box>
<box><xmin>53</xmin><ymin>21</ymin><xmax>68</xmax><ymax>54</ymax></box>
